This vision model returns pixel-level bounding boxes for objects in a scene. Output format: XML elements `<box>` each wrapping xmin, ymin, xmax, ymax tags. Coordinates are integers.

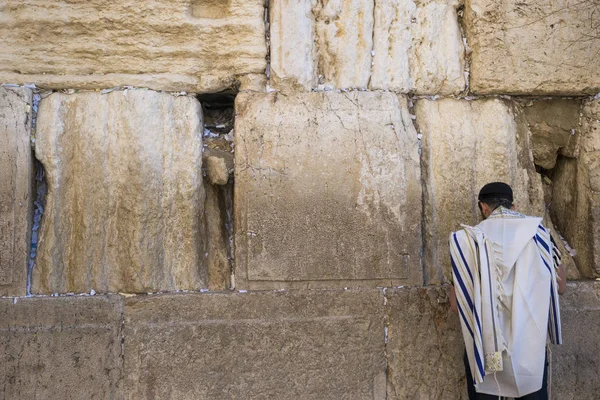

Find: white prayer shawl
<box><xmin>450</xmin><ymin>208</ymin><xmax>562</xmax><ymax>397</ymax></box>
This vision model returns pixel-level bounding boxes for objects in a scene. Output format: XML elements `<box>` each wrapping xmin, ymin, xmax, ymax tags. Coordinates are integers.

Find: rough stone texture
<box><xmin>0</xmin><ymin>295</ymin><xmax>123</xmax><ymax>399</ymax></box>
<box><xmin>0</xmin><ymin>87</ymin><xmax>33</xmax><ymax>297</ymax></box>
<box><xmin>269</xmin><ymin>0</ymin><xmax>317</xmax><ymax>91</ymax></box>
<box><xmin>521</xmin><ymin>99</ymin><xmax>581</xmax><ymax>169</ymax></box>
<box><xmin>552</xmin><ymin>100</ymin><xmax>600</xmax><ymax>278</ymax></box>
<box><xmin>370</xmin><ymin>0</ymin><xmax>465</xmax><ymax>94</ymax></box>
<box><xmin>0</xmin><ymin>0</ymin><xmax>266</xmax><ymax>92</ymax></box>
<box><xmin>33</xmin><ymin>90</ymin><xmax>207</xmax><ymax>294</ymax></box>
<box><xmin>204</xmin><ymin>183</ymin><xmax>231</xmax><ymax>291</ymax></box>
<box><xmin>418</xmin><ymin>98</ymin><xmax>545</xmax><ymax>284</ymax></box>
<box><xmin>270</xmin><ymin>0</ymin><xmax>465</xmax><ymax>94</ymax></box>
<box><xmin>205</xmin><ymin>156</ymin><xmax>230</xmax><ymax>185</ymax></box>
<box><xmin>552</xmin><ymin>282</ymin><xmax>600</xmax><ymax>399</ymax></box>
<box><xmin>465</xmin><ymin>0</ymin><xmax>600</xmax><ymax>95</ymax></box>
<box><xmin>234</xmin><ymin>92</ymin><xmax>422</xmax><ymax>289</ymax></box>
<box><xmin>124</xmin><ymin>290</ymin><xmax>386</xmax><ymax>399</ymax></box>
<box><xmin>386</xmin><ymin>286</ymin><xmax>467</xmax><ymax>399</ymax></box>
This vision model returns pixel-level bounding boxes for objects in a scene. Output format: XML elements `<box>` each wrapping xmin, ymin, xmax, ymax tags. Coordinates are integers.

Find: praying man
<box><xmin>449</xmin><ymin>182</ymin><xmax>566</xmax><ymax>399</ymax></box>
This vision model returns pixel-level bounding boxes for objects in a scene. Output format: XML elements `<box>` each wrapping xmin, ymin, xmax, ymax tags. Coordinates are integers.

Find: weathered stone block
<box><xmin>552</xmin><ymin>282</ymin><xmax>600</xmax><ymax>399</ymax></box>
<box><xmin>234</xmin><ymin>92</ymin><xmax>422</xmax><ymax>289</ymax></box>
<box><xmin>270</xmin><ymin>0</ymin><xmax>466</xmax><ymax>94</ymax></box>
<box><xmin>0</xmin><ymin>0</ymin><xmax>266</xmax><ymax>92</ymax></box>
<box><xmin>0</xmin><ymin>87</ymin><xmax>33</xmax><ymax>296</ymax></box>
<box><xmin>33</xmin><ymin>90</ymin><xmax>207</xmax><ymax>294</ymax></box>
<box><xmin>465</xmin><ymin>0</ymin><xmax>600</xmax><ymax>95</ymax></box>
<box><xmin>521</xmin><ymin>99</ymin><xmax>581</xmax><ymax>169</ymax></box>
<box><xmin>386</xmin><ymin>286</ymin><xmax>467</xmax><ymax>399</ymax></box>
<box><xmin>418</xmin><ymin>98</ymin><xmax>544</xmax><ymax>284</ymax></box>
<box><xmin>371</xmin><ymin>0</ymin><xmax>465</xmax><ymax>94</ymax></box>
<box><xmin>124</xmin><ymin>290</ymin><xmax>386</xmax><ymax>399</ymax></box>
<box><xmin>552</xmin><ymin>99</ymin><xmax>600</xmax><ymax>278</ymax></box>
<box><xmin>0</xmin><ymin>295</ymin><xmax>123</xmax><ymax>399</ymax></box>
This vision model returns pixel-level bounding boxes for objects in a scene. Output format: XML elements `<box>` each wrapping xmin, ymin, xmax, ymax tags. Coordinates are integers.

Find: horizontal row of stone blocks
<box><xmin>3</xmin><ymin>86</ymin><xmax>597</xmax><ymax>296</ymax></box>
<box><xmin>1</xmin><ymin>283</ymin><xmax>597</xmax><ymax>399</ymax></box>
<box><xmin>0</xmin><ymin>0</ymin><xmax>598</xmax><ymax>94</ymax></box>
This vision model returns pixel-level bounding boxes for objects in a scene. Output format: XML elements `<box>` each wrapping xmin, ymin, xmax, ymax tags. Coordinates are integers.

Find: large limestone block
<box><xmin>124</xmin><ymin>290</ymin><xmax>386</xmax><ymax>399</ymax></box>
<box><xmin>270</xmin><ymin>0</ymin><xmax>465</xmax><ymax>94</ymax></box>
<box><xmin>521</xmin><ymin>99</ymin><xmax>581</xmax><ymax>169</ymax></box>
<box><xmin>552</xmin><ymin>282</ymin><xmax>600</xmax><ymax>399</ymax></box>
<box><xmin>552</xmin><ymin>100</ymin><xmax>600</xmax><ymax>278</ymax></box>
<box><xmin>34</xmin><ymin>90</ymin><xmax>206</xmax><ymax>294</ymax></box>
<box><xmin>270</xmin><ymin>0</ymin><xmax>374</xmax><ymax>90</ymax></box>
<box><xmin>234</xmin><ymin>92</ymin><xmax>422</xmax><ymax>289</ymax></box>
<box><xmin>370</xmin><ymin>0</ymin><xmax>465</xmax><ymax>94</ymax></box>
<box><xmin>418</xmin><ymin>98</ymin><xmax>544</xmax><ymax>284</ymax></box>
<box><xmin>386</xmin><ymin>286</ymin><xmax>467</xmax><ymax>399</ymax></box>
<box><xmin>0</xmin><ymin>87</ymin><xmax>33</xmax><ymax>296</ymax></box>
<box><xmin>465</xmin><ymin>0</ymin><xmax>600</xmax><ymax>95</ymax></box>
<box><xmin>0</xmin><ymin>0</ymin><xmax>266</xmax><ymax>92</ymax></box>
<box><xmin>0</xmin><ymin>295</ymin><xmax>123</xmax><ymax>399</ymax></box>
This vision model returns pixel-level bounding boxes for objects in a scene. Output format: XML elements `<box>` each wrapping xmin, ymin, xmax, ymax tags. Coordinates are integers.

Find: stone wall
<box><xmin>1</xmin><ymin>0</ymin><xmax>600</xmax><ymax>398</ymax></box>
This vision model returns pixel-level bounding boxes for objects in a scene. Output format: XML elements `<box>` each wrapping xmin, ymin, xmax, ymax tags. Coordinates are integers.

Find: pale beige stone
<box><xmin>0</xmin><ymin>0</ymin><xmax>266</xmax><ymax>92</ymax></box>
<box><xmin>270</xmin><ymin>0</ymin><xmax>465</xmax><ymax>94</ymax></box>
<box><xmin>314</xmin><ymin>0</ymin><xmax>374</xmax><ymax>89</ymax></box>
<box><xmin>418</xmin><ymin>98</ymin><xmax>545</xmax><ymax>284</ymax></box>
<box><xmin>465</xmin><ymin>0</ymin><xmax>600</xmax><ymax>95</ymax></box>
<box><xmin>237</xmin><ymin>73</ymin><xmax>268</xmax><ymax>92</ymax></box>
<box><xmin>270</xmin><ymin>0</ymin><xmax>374</xmax><ymax>90</ymax></box>
<box><xmin>205</xmin><ymin>155</ymin><xmax>230</xmax><ymax>185</ymax></box>
<box><xmin>552</xmin><ymin>99</ymin><xmax>600</xmax><ymax>278</ymax></box>
<box><xmin>0</xmin><ymin>295</ymin><xmax>123</xmax><ymax>399</ymax></box>
<box><xmin>386</xmin><ymin>286</ymin><xmax>467</xmax><ymax>399</ymax></box>
<box><xmin>552</xmin><ymin>282</ymin><xmax>600</xmax><ymax>399</ymax></box>
<box><xmin>124</xmin><ymin>290</ymin><xmax>386</xmax><ymax>399</ymax></box>
<box><xmin>0</xmin><ymin>87</ymin><xmax>33</xmax><ymax>296</ymax></box>
<box><xmin>33</xmin><ymin>90</ymin><xmax>207</xmax><ymax>294</ymax></box>
<box><xmin>234</xmin><ymin>91</ymin><xmax>422</xmax><ymax>289</ymax></box>
<box><xmin>521</xmin><ymin>99</ymin><xmax>581</xmax><ymax>169</ymax></box>
<box><xmin>269</xmin><ymin>0</ymin><xmax>317</xmax><ymax>91</ymax></box>
<box><xmin>371</xmin><ymin>0</ymin><xmax>465</xmax><ymax>95</ymax></box>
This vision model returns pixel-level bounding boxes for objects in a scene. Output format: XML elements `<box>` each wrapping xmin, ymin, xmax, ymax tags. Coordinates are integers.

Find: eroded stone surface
<box><xmin>33</xmin><ymin>90</ymin><xmax>207</xmax><ymax>294</ymax></box>
<box><xmin>552</xmin><ymin>282</ymin><xmax>600</xmax><ymax>399</ymax></box>
<box><xmin>270</xmin><ymin>0</ymin><xmax>465</xmax><ymax>94</ymax></box>
<box><xmin>0</xmin><ymin>87</ymin><xmax>33</xmax><ymax>296</ymax></box>
<box><xmin>521</xmin><ymin>99</ymin><xmax>581</xmax><ymax>169</ymax></box>
<box><xmin>234</xmin><ymin>91</ymin><xmax>422</xmax><ymax>289</ymax></box>
<box><xmin>124</xmin><ymin>290</ymin><xmax>386</xmax><ymax>399</ymax></box>
<box><xmin>552</xmin><ymin>99</ymin><xmax>600</xmax><ymax>278</ymax></box>
<box><xmin>0</xmin><ymin>295</ymin><xmax>123</xmax><ymax>399</ymax></box>
<box><xmin>386</xmin><ymin>286</ymin><xmax>467</xmax><ymax>399</ymax></box>
<box><xmin>371</xmin><ymin>0</ymin><xmax>465</xmax><ymax>94</ymax></box>
<box><xmin>465</xmin><ymin>0</ymin><xmax>600</xmax><ymax>95</ymax></box>
<box><xmin>418</xmin><ymin>98</ymin><xmax>545</xmax><ymax>284</ymax></box>
<box><xmin>0</xmin><ymin>0</ymin><xmax>266</xmax><ymax>92</ymax></box>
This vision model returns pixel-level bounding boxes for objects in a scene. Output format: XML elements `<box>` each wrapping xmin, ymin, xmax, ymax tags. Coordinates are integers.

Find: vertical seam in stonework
<box><xmin>456</xmin><ymin>3</ymin><xmax>470</xmax><ymax>97</ymax></box>
<box><xmin>382</xmin><ymin>287</ymin><xmax>390</xmax><ymax>400</ymax></box>
<box><xmin>367</xmin><ymin>0</ymin><xmax>377</xmax><ymax>89</ymax></box>
<box><xmin>264</xmin><ymin>0</ymin><xmax>271</xmax><ymax>80</ymax></box>
<box><xmin>117</xmin><ymin>295</ymin><xmax>126</xmax><ymax>399</ymax></box>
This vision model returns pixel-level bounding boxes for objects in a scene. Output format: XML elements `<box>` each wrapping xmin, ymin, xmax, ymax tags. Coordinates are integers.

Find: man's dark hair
<box><xmin>479</xmin><ymin>196</ymin><xmax>513</xmax><ymax>210</ymax></box>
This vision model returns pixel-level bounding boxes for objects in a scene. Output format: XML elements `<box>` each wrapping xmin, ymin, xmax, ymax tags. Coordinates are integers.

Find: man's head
<box><xmin>478</xmin><ymin>182</ymin><xmax>514</xmax><ymax>219</ymax></box>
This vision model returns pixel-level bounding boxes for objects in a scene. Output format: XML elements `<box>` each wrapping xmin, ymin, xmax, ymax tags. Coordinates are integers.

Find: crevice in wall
<box><xmin>456</xmin><ymin>4</ymin><xmax>472</xmax><ymax>98</ymax></box>
<box><xmin>198</xmin><ymin>92</ymin><xmax>236</xmax><ymax>291</ymax></box>
<box><xmin>264</xmin><ymin>0</ymin><xmax>271</xmax><ymax>82</ymax></box>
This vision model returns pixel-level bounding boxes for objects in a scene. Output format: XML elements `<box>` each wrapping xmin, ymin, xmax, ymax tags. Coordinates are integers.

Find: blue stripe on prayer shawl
<box><xmin>474</xmin><ymin>342</ymin><xmax>485</xmax><ymax>379</ymax></box>
<box><xmin>453</xmin><ymin>234</ymin><xmax>474</xmax><ymax>282</ymax></box>
<box><xmin>534</xmin><ymin>231</ymin><xmax>562</xmax><ymax>344</ymax></box>
<box><xmin>451</xmin><ymin>257</ymin><xmax>475</xmax><ymax>313</ymax></box>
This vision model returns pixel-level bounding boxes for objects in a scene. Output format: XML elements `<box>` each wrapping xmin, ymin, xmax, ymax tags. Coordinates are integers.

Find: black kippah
<box><xmin>478</xmin><ymin>182</ymin><xmax>513</xmax><ymax>202</ymax></box>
